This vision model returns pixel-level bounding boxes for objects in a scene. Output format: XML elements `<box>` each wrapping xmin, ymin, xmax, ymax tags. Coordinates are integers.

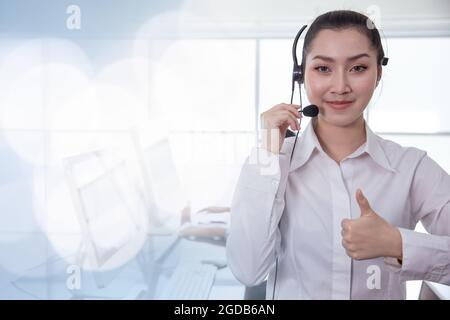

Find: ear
<box><xmin>376</xmin><ymin>65</ymin><xmax>382</xmax><ymax>86</ymax></box>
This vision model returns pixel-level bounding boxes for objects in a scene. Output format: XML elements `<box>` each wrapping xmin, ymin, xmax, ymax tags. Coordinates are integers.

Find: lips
<box><xmin>325</xmin><ymin>100</ymin><xmax>354</xmax><ymax>110</ymax></box>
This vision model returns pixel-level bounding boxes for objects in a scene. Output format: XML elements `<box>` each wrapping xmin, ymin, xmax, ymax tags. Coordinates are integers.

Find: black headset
<box><xmin>271</xmin><ymin>25</ymin><xmax>389</xmax><ymax>300</ymax></box>
<box><xmin>287</xmin><ymin>25</ymin><xmax>319</xmax><ymax>165</ymax></box>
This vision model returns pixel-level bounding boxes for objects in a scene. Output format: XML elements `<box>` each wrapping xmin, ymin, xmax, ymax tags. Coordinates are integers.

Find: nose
<box><xmin>330</xmin><ymin>69</ymin><xmax>351</xmax><ymax>95</ymax></box>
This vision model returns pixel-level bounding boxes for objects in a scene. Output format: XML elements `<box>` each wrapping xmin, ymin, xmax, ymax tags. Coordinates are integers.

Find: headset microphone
<box><xmin>300</xmin><ymin>104</ymin><xmax>319</xmax><ymax>117</ymax></box>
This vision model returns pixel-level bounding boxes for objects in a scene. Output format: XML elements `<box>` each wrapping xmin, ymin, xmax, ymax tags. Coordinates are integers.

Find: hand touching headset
<box><xmin>260</xmin><ymin>25</ymin><xmax>318</xmax><ymax>157</ymax></box>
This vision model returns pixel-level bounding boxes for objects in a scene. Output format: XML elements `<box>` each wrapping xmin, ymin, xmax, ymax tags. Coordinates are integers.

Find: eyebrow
<box><xmin>311</xmin><ymin>53</ymin><xmax>370</xmax><ymax>62</ymax></box>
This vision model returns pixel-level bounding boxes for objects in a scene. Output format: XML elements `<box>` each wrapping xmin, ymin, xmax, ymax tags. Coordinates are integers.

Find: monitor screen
<box><xmin>142</xmin><ymin>139</ymin><xmax>187</xmax><ymax>226</ymax></box>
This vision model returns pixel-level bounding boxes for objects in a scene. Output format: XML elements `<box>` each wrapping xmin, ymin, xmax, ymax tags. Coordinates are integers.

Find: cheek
<box><xmin>353</xmin><ymin>67</ymin><xmax>378</xmax><ymax>89</ymax></box>
<box><xmin>305</xmin><ymin>73</ymin><xmax>328</xmax><ymax>99</ymax></box>
<box><xmin>351</xmin><ymin>76</ymin><xmax>377</xmax><ymax>99</ymax></box>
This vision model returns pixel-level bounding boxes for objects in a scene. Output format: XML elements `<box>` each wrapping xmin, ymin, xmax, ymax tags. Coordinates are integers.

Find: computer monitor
<box><xmin>64</xmin><ymin>149</ymin><xmax>149</xmax><ymax>288</ymax></box>
<box><xmin>132</xmin><ymin>134</ymin><xmax>189</xmax><ymax>231</ymax></box>
<box><xmin>10</xmin><ymin>146</ymin><xmax>182</xmax><ymax>299</ymax></box>
<box><xmin>131</xmin><ymin>132</ymin><xmax>229</xmax><ymax>248</ymax></box>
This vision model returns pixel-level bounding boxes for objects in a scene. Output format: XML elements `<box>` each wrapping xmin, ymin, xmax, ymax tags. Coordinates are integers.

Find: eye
<box><xmin>315</xmin><ymin>66</ymin><xmax>330</xmax><ymax>73</ymax></box>
<box><xmin>351</xmin><ymin>65</ymin><xmax>367</xmax><ymax>72</ymax></box>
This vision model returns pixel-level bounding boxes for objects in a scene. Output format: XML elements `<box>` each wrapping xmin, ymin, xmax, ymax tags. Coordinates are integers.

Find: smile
<box><xmin>325</xmin><ymin>100</ymin><xmax>354</xmax><ymax>110</ymax></box>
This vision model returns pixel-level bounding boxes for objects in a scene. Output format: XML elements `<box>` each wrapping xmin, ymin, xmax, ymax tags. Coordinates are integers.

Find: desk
<box><xmin>2</xmin><ymin>235</ymin><xmax>245</xmax><ymax>300</ymax></box>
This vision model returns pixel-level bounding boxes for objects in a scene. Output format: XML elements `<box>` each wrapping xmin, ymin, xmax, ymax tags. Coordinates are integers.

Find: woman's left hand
<box><xmin>341</xmin><ymin>189</ymin><xmax>403</xmax><ymax>261</ymax></box>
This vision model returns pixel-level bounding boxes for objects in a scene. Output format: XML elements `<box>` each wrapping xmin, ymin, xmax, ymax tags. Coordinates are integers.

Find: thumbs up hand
<box><xmin>341</xmin><ymin>189</ymin><xmax>403</xmax><ymax>260</ymax></box>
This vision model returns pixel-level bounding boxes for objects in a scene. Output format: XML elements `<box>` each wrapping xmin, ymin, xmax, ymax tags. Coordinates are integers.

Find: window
<box><xmin>369</xmin><ymin>38</ymin><xmax>450</xmax><ymax>133</ymax></box>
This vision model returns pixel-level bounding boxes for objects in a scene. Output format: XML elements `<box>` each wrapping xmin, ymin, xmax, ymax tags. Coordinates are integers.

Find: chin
<box><xmin>318</xmin><ymin>113</ymin><xmax>364</xmax><ymax>128</ymax></box>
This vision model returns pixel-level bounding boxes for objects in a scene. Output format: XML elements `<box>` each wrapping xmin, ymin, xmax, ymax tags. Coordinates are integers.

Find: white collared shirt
<box><xmin>226</xmin><ymin>119</ymin><xmax>450</xmax><ymax>299</ymax></box>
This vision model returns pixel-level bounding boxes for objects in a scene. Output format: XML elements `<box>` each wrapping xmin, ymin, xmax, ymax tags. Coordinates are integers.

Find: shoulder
<box><xmin>375</xmin><ymin>135</ymin><xmax>427</xmax><ymax>170</ymax></box>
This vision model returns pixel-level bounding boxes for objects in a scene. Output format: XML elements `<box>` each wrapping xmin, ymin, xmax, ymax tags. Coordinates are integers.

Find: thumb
<box><xmin>356</xmin><ymin>189</ymin><xmax>372</xmax><ymax>217</ymax></box>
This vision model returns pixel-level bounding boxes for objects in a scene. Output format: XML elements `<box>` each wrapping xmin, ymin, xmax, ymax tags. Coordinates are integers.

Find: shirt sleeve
<box><xmin>386</xmin><ymin>154</ymin><xmax>450</xmax><ymax>285</ymax></box>
<box><xmin>226</xmin><ymin>146</ymin><xmax>291</xmax><ymax>287</ymax></box>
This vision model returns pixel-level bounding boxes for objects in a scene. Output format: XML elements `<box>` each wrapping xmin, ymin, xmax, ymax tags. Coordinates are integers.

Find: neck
<box><xmin>313</xmin><ymin>116</ymin><xmax>366</xmax><ymax>163</ymax></box>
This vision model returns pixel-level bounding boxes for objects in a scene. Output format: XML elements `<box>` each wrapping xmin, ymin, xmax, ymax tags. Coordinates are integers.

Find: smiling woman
<box><xmin>227</xmin><ymin>9</ymin><xmax>450</xmax><ymax>300</ymax></box>
<box><xmin>303</xmin><ymin>28</ymin><xmax>384</xmax><ymax>131</ymax></box>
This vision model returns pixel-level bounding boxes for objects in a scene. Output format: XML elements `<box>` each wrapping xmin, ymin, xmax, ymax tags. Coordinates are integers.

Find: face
<box><xmin>303</xmin><ymin>28</ymin><xmax>381</xmax><ymax>128</ymax></box>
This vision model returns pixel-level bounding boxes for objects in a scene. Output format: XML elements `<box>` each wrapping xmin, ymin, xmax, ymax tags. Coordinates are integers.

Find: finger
<box><xmin>346</xmin><ymin>250</ymin><xmax>360</xmax><ymax>260</ymax></box>
<box><xmin>341</xmin><ymin>218</ymin><xmax>351</xmax><ymax>230</ymax></box>
<box><xmin>274</xmin><ymin>115</ymin><xmax>297</xmax><ymax>132</ymax></box>
<box><xmin>280</xmin><ymin>104</ymin><xmax>302</xmax><ymax>119</ymax></box>
<box><xmin>345</xmin><ymin>249</ymin><xmax>354</xmax><ymax>258</ymax></box>
<box><xmin>342</xmin><ymin>238</ymin><xmax>352</xmax><ymax>248</ymax></box>
<box><xmin>280</xmin><ymin>103</ymin><xmax>300</xmax><ymax>111</ymax></box>
<box><xmin>287</xmin><ymin>117</ymin><xmax>299</xmax><ymax>131</ymax></box>
<box><xmin>280</xmin><ymin>111</ymin><xmax>300</xmax><ymax>130</ymax></box>
<box><xmin>264</xmin><ymin>110</ymin><xmax>295</xmax><ymax>130</ymax></box>
<box><xmin>341</xmin><ymin>239</ymin><xmax>348</xmax><ymax>249</ymax></box>
<box><xmin>356</xmin><ymin>188</ymin><xmax>372</xmax><ymax>216</ymax></box>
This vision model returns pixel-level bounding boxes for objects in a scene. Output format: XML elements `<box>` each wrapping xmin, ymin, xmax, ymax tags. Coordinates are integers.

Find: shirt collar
<box><xmin>288</xmin><ymin>119</ymin><xmax>396</xmax><ymax>173</ymax></box>
<box><xmin>363</xmin><ymin>124</ymin><xmax>397</xmax><ymax>173</ymax></box>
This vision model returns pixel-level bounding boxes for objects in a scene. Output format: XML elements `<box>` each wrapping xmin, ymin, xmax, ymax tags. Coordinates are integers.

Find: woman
<box><xmin>226</xmin><ymin>10</ymin><xmax>450</xmax><ymax>299</ymax></box>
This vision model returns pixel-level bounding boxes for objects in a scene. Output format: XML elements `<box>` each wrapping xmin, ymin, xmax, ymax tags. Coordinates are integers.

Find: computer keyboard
<box><xmin>160</xmin><ymin>264</ymin><xmax>217</xmax><ymax>300</ymax></box>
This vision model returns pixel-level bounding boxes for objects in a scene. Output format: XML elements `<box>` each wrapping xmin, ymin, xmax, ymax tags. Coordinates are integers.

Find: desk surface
<box><xmin>1</xmin><ymin>235</ymin><xmax>245</xmax><ymax>300</ymax></box>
